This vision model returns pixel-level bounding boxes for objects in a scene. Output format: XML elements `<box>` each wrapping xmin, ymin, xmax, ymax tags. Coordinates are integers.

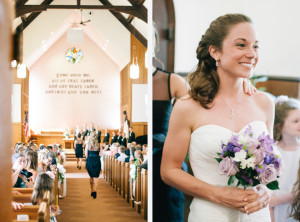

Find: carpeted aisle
<box><xmin>57</xmin><ymin>158</ymin><xmax>145</xmax><ymax>222</ymax></box>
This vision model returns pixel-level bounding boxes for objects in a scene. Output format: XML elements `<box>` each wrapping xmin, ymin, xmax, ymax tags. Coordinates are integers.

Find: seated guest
<box><xmin>12</xmin><ymin>153</ymin><xmax>34</xmax><ymax>188</ymax></box>
<box><xmin>142</xmin><ymin>144</ymin><xmax>148</xmax><ymax>155</ymax></box>
<box><xmin>31</xmin><ymin>173</ymin><xmax>60</xmax><ymax>221</ymax></box>
<box><xmin>111</xmin><ymin>131</ymin><xmax>117</xmax><ymax>145</ymax></box>
<box><xmin>24</xmin><ymin>151</ymin><xmax>38</xmax><ymax>183</ymax></box>
<box><xmin>135</xmin><ymin>144</ymin><xmax>142</xmax><ymax>151</ymax></box>
<box><xmin>117</xmin><ymin>146</ymin><xmax>129</xmax><ymax>162</ymax></box>
<box><xmin>114</xmin><ymin>143</ymin><xmax>121</xmax><ymax>159</ymax></box>
<box><xmin>121</xmin><ymin>133</ymin><xmax>127</xmax><ymax>147</ymax></box>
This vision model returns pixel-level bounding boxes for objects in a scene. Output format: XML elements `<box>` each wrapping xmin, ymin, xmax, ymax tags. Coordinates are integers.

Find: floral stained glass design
<box><xmin>65</xmin><ymin>47</ymin><xmax>83</xmax><ymax>64</ymax></box>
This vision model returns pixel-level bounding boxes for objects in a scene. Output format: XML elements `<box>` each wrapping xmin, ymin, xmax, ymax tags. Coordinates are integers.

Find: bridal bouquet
<box><xmin>216</xmin><ymin>125</ymin><xmax>282</xmax><ymax>190</ymax></box>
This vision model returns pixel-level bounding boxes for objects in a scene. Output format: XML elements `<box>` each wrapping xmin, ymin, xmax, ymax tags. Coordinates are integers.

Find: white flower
<box><xmin>246</xmin><ymin>157</ymin><xmax>256</xmax><ymax>169</ymax></box>
<box><xmin>233</xmin><ymin>149</ymin><xmax>247</xmax><ymax>163</ymax></box>
<box><xmin>272</xmin><ymin>145</ymin><xmax>281</xmax><ymax>158</ymax></box>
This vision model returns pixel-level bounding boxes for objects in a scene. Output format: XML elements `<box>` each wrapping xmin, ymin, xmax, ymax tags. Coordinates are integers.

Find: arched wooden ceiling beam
<box><xmin>16</xmin><ymin>4</ymin><xmax>147</xmax><ymax>23</ymax></box>
<box><xmin>98</xmin><ymin>0</ymin><xmax>147</xmax><ymax>47</ymax></box>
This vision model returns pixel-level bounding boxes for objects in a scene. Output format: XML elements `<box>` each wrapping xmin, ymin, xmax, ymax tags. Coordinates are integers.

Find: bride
<box><xmin>161</xmin><ymin>14</ymin><xmax>273</xmax><ymax>222</ymax></box>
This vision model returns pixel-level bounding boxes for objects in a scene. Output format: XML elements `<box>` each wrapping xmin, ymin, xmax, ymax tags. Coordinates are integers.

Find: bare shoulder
<box><xmin>252</xmin><ymin>91</ymin><xmax>275</xmax><ymax>110</ymax></box>
<box><xmin>171</xmin><ymin>96</ymin><xmax>204</xmax><ymax>127</ymax></box>
<box><xmin>170</xmin><ymin>73</ymin><xmax>188</xmax><ymax>99</ymax></box>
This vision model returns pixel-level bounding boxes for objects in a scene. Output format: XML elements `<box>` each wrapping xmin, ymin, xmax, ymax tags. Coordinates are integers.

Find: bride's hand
<box><xmin>244</xmin><ymin>185</ymin><xmax>270</xmax><ymax>214</ymax></box>
<box><xmin>243</xmin><ymin>78</ymin><xmax>257</xmax><ymax>96</ymax></box>
<box><xmin>219</xmin><ymin>187</ymin><xmax>259</xmax><ymax>213</ymax></box>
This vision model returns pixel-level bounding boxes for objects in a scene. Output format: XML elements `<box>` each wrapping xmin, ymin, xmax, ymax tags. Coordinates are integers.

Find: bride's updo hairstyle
<box><xmin>188</xmin><ymin>14</ymin><xmax>252</xmax><ymax>108</ymax></box>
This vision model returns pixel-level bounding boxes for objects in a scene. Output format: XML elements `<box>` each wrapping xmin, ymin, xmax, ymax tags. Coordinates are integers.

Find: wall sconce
<box><xmin>17</xmin><ymin>63</ymin><xmax>26</xmax><ymax>78</ymax></box>
<box><xmin>130</xmin><ymin>18</ymin><xmax>139</xmax><ymax>79</ymax></box>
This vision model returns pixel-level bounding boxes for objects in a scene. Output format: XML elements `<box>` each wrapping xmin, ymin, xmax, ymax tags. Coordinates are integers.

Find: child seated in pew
<box><xmin>129</xmin><ymin>150</ymin><xmax>144</xmax><ymax>199</ymax></box>
<box><xmin>32</xmin><ymin>173</ymin><xmax>60</xmax><ymax>222</ymax></box>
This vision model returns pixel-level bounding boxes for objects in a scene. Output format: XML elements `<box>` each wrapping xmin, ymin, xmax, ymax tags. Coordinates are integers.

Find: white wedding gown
<box><xmin>188</xmin><ymin>120</ymin><xmax>271</xmax><ymax>222</ymax></box>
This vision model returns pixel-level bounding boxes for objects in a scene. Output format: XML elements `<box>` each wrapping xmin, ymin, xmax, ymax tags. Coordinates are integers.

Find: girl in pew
<box><xmin>31</xmin><ymin>173</ymin><xmax>59</xmax><ymax>222</ymax></box>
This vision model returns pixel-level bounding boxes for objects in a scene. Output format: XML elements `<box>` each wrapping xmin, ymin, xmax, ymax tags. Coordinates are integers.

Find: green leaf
<box><xmin>217</xmin><ymin>152</ymin><xmax>221</xmax><ymax>156</ymax></box>
<box><xmin>215</xmin><ymin>158</ymin><xmax>222</xmax><ymax>163</ymax></box>
<box><xmin>228</xmin><ymin>175</ymin><xmax>236</xmax><ymax>186</ymax></box>
<box><xmin>266</xmin><ymin>181</ymin><xmax>279</xmax><ymax>190</ymax></box>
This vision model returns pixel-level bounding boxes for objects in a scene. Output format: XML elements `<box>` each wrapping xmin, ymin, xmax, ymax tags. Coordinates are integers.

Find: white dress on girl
<box><xmin>272</xmin><ymin>146</ymin><xmax>300</xmax><ymax>222</ymax></box>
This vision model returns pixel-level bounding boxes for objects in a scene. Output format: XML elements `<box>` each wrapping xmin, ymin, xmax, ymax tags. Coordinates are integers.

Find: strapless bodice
<box><xmin>188</xmin><ymin>121</ymin><xmax>271</xmax><ymax>222</ymax></box>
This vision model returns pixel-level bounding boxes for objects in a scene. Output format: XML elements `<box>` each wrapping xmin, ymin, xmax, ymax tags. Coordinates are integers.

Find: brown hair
<box><xmin>25</xmin><ymin>151</ymin><xmax>38</xmax><ymax>170</ymax></box>
<box><xmin>290</xmin><ymin>160</ymin><xmax>300</xmax><ymax>220</ymax></box>
<box><xmin>188</xmin><ymin>14</ymin><xmax>252</xmax><ymax>108</ymax></box>
<box><xmin>31</xmin><ymin>173</ymin><xmax>54</xmax><ymax>205</ymax></box>
<box><xmin>274</xmin><ymin>96</ymin><xmax>300</xmax><ymax>141</ymax></box>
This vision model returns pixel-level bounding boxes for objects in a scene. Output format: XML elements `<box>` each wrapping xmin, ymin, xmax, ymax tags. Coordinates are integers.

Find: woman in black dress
<box><xmin>74</xmin><ymin>133</ymin><xmax>84</xmax><ymax>170</ymax></box>
<box><xmin>85</xmin><ymin>131</ymin><xmax>101</xmax><ymax>198</ymax></box>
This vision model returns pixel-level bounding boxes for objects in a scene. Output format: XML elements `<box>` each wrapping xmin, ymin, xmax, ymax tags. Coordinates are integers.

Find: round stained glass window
<box><xmin>65</xmin><ymin>47</ymin><xmax>83</xmax><ymax>64</ymax></box>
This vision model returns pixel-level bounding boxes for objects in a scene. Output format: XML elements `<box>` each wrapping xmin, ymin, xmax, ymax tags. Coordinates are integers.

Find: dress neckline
<box><xmin>191</xmin><ymin>120</ymin><xmax>267</xmax><ymax>135</ymax></box>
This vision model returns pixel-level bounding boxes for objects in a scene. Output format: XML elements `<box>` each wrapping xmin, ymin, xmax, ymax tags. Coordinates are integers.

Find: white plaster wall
<box><xmin>173</xmin><ymin>0</ymin><xmax>300</xmax><ymax>77</ymax></box>
<box><xmin>29</xmin><ymin>32</ymin><xmax>120</xmax><ymax>132</ymax></box>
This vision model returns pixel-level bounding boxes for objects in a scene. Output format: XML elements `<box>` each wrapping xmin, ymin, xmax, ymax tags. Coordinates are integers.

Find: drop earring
<box><xmin>216</xmin><ymin>61</ymin><xmax>218</xmax><ymax>67</ymax></box>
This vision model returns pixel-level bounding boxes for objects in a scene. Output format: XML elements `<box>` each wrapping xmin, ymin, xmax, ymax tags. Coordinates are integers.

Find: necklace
<box><xmin>220</xmin><ymin>91</ymin><xmax>242</xmax><ymax>119</ymax></box>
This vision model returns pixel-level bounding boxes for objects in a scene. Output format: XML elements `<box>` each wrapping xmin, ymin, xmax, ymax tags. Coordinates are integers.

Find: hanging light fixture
<box><xmin>17</xmin><ymin>63</ymin><xmax>26</xmax><ymax>78</ymax></box>
<box><xmin>130</xmin><ymin>18</ymin><xmax>139</xmax><ymax>79</ymax></box>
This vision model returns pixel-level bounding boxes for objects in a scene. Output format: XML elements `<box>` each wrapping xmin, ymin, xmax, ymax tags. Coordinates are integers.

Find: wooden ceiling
<box><xmin>14</xmin><ymin>0</ymin><xmax>147</xmax><ymax>47</ymax></box>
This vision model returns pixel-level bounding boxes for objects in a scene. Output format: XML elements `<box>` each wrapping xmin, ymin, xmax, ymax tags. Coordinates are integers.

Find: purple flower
<box><xmin>231</xmin><ymin>135</ymin><xmax>240</xmax><ymax>147</ymax></box>
<box><xmin>219</xmin><ymin>157</ymin><xmax>239</xmax><ymax>176</ymax></box>
<box><xmin>258</xmin><ymin>164</ymin><xmax>277</xmax><ymax>185</ymax></box>
<box><xmin>244</xmin><ymin>125</ymin><xmax>254</xmax><ymax>137</ymax></box>
<box><xmin>264</xmin><ymin>154</ymin><xmax>272</xmax><ymax>164</ymax></box>
<box><xmin>254</xmin><ymin>149</ymin><xmax>266</xmax><ymax>165</ymax></box>
<box><xmin>255</xmin><ymin>164</ymin><xmax>266</xmax><ymax>173</ymax></box>
<box><xmin>233</xmin><ymin>147</ymin><xmax>242</xmax><ymax>153</ymax></box>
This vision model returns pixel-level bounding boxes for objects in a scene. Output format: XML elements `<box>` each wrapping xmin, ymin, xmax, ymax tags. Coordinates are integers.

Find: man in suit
<box><xmin>103</xmin><ymin>129</ymin><xmax>110</xmax><ymax>144</ymax></box>
<box><xmin>121</xmin><ymin>133</ymin><xmax>127</xmax><ymax>148</ymax></box>
<box><xmin>110</xmin><ymin>131</ymin><xmax>117</xmax><ymax>145</ymax></box>
<box><xmin>82</xmin><ymin>123</ymin><xmax>88</xmax><ymax>140</ymax></box>
<box><xmin>96</xmin><ymin>127</ymin><xmax>101</xmax><ymax>144</ymax></box>
<box><xmin>117</xmin><ymin>131</ymin><xmax>122</xmax><ymax>144</ymax></box>
<box><xmin>128</xmin><ymin>127</ymin><xmax>135</xmax><ymax>143</ymax></box>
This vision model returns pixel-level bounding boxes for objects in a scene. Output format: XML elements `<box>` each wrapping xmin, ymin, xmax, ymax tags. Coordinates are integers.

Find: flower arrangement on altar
<box><xmin>63</xmin><ymin>128</ymin><xmax>70</xmax><ymax>138</ymax></box>
<box><xmin>216</xmin><ymin>125</ymin><xmax>282</xmax><ymax>190</ymax></box>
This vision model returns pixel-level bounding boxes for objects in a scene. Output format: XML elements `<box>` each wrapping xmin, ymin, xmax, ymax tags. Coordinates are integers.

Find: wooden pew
<box><xmin>12</xmin><ymin>201</ymin><xmax>48</xmax><ymax>222</ymax></box>
<box><xmin>103</xmin><ymin>154</ymin><xmax>107</xmax><ymax>180</ymax></box>
<box><xmin>141</xmin><ymin>168</ymin><xmax>148</xmax><ymax>220</ymax></box>
<box><xmin>135</xmin><ymin>167</ymin><xmax>142</xmax><ymax>213</ymax></box>
<box><xmin>116</xmin><ymin>160</ymin><xmax>121</xmax><ymax>194</ymax></box>
<box><xmin>109</xmin><ymin>157</ymin><xmax>113</xmax><ymax>186</ymax></box>
<box><xmin>13</xmin><ymin>188</ymin><xmax>34</xmax><ymax>194</ymax></box>
<box><xmin>13</xmin><ymin>193</ymin><xmax>32</xmax><ymax>203</ymax></box>
<box><xmin>120</xmin><ymin>161</ymin><xmax>125</xmax><ymax>198</ymax></box>
<box><xmin>53</xmin><ymin>170</ymin><xmax>59</xmax><ymax>206</ymax></box>
<box><xmin>125</xmin><ymin>163</ymin><xmax>130</xmax><ymax>203</ymax></box>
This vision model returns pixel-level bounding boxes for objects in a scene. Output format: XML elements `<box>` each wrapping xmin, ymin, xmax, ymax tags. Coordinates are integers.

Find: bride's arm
<box><xmin>161</xmin><ymin>99</ymin><xmax>260</xmax><ymax>214</ymax></box>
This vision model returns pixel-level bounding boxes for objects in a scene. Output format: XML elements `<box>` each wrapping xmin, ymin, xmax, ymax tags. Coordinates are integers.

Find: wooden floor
<box><xmin>57</xmin><ymin>159</ymin><xmax>146</xmax><ymax>222</ymax></box>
